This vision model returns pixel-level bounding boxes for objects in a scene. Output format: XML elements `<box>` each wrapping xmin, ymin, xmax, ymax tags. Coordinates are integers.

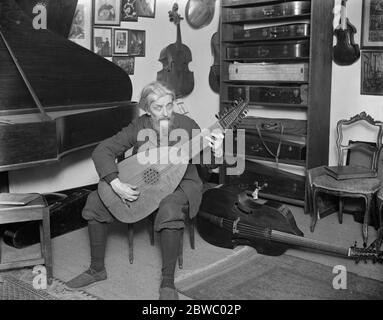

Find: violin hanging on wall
<box><xmin>185</xmin><ymin>0</ymin><xmax>216</xmax><ymax>29</ymax></box>
<box><xmin>208</xmin><ymin>22</ymin><xmax>220</xmax><ymax>94</ymax></box>
<box><xmin>157</xmin><ymin>3</ymin><xmax>194</xmax><ymax>98</ymax></box>
<box><xmin>333</xmin><ymin>0</ymin><xmax>360</xmax><ymax>66</ymax></box>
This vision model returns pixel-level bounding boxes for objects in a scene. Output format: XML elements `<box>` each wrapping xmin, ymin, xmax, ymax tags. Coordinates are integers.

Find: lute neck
<box><xmin>177</xmin><ymin>121</ymin><xmax>224</xmax><ymax>163</ymax></box>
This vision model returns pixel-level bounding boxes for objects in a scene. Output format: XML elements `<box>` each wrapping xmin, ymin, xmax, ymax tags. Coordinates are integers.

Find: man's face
<box><xmin>148</xmin><ymin>94</ymin><xmax>174</xmax><ymax>132</ymax></box>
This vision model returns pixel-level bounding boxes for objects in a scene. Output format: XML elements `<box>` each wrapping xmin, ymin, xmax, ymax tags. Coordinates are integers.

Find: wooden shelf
<box><xmin>219</xmin><ymin>0</ymin><xmax>334</xmax><ymax>205</ymax></box>
<box><xmin>221</xmin><ymin>100</ymin><xmax>308</xmax><ymax>109</ymax></box>
<box><xmin>223</xmin><ymin>57</ymin><xmax>309</xmax><ymax>63</ymax></box>
<box><xmin>223</xmin><ymin>80</ymin><xmax>309</xmax><ymax>85</ymax></box>
<box><xmin>222</xmin><ymin>14</ymin><xmax>311</xmax><ymax>25</ymax></box>
<box><xmin>222</xmin><ymin>36</ymin><xmax>310</xmax><ymax>43</ymax></box>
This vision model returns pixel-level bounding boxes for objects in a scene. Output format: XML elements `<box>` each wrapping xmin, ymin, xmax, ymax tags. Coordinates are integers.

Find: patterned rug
<box><xmin>0</xmin><ymin>269</ymin><xmax>101</xmax><ymax>300</ymax></box>
<box><xmin>176</xmin><ymin>249</ymin><xmax>383</xmax><ymax>300</ymax></box>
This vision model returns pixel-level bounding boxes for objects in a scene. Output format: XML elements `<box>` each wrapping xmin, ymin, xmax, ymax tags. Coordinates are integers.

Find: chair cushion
<box><xmin>313</xmin><ymin>175</ymin><xmax>381</xmax><ymax>194</ymax></box>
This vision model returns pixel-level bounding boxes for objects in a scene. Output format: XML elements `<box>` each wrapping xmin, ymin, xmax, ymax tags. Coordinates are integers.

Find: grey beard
<box><xmin>151</xmin><ymin>117</ymin><xmax>175</xmax><ymax>145</ymax></box>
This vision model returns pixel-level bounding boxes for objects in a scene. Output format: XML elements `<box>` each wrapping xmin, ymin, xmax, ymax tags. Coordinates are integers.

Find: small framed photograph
<box><xmin>93</xmin><ymin>27</ymin><xmax>112</xmax><ymax>57</ymax></box>
<box><xmin>121</xmin><ymin>0</ymin><xmax>138</xmax><ymax>21</ymax></box>
<box><xmin>128</xmin><ymin>29</ymin><xmax>145</xmax><ymax>56</ymax></box>
<box><xmin>361</xmin><ymin>50</ymin><xmax>383</xmax><ymax>95</ymax></box>
<box><xmin>361</xmin><ymin>0</ymin><xmax>383</xmax><ymax>48</ymax></box>
<box><xmin>93</xmin><ymin>0</ymin><xmax>121</xmax><ymax>25</ymax></box>
<box><xmin>68</xmin><ymin>0</ymin><xmax>93</xmax><ymax>50</ymax></box>
<box><xmin>112</xmin><ymin>56</ymin><xmax>135</xmax><ymax>74</ymax></box>
<box><xmin>113</xmin><ymin>29</ymin><xmax>129</xmax><ymax>54</ymax></box>
<box><xmin>136</xmin><ymin>0</ymin><xmax>156</xmax><ymax>18</ymax></box>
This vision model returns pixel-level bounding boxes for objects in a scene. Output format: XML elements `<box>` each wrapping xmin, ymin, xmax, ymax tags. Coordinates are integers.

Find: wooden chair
<box><xmin>0</xmin><ymin>194</ymin><xmax>52</xmax><ymax>284</ymax></box>
<box><xmin>310</xmin><ymin>112</ymin><xmax>383</xmax><ymax>246</ymax></box>
<box><xmin>375</xmin><ymin>190</ymin><xmax>383</xmax><ymax>249</ymax></box>
<box><xmin>126</xmin><ymin>213</ymin><xmax>195</xmax><ymax>269</ymax></box>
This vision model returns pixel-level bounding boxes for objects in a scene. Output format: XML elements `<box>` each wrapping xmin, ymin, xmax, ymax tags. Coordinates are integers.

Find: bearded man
<box><xmin>66</xmin><ymin>81</ymin><xmax>224</xmax><ymax>300</ymax></box>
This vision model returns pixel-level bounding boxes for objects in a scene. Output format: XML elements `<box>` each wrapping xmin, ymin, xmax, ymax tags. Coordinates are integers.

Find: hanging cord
<box><xmin>255</xmin><ymin>122</ymin><xmax>284</xmax><ymax>165</ymax></box>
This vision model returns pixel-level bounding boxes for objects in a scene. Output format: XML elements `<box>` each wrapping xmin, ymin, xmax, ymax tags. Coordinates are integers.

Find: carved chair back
<box><xmin>336</xmin><ymin>112</ymin><xmax>383</xmax><ymax>172</ymax></box>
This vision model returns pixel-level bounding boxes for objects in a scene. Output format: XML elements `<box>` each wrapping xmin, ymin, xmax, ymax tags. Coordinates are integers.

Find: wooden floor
<box><xmin>1</xmin><ymin>205</ymin><xmax>382</xmax><ymax>300</ymax></box>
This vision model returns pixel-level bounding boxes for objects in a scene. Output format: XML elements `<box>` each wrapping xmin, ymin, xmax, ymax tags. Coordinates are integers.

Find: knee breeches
<box><xmin>82</xmin><ymin>187</ymin><xmax>189</xmax><ymax>231</ymax></box>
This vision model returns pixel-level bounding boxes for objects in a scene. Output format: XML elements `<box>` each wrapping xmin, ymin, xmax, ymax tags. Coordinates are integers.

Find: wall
<box><xmin>9</xmin><ymin>0</ymin><xmax>221</xmax><ymax>193</ymax></box>
<box><xmin>9</xmin><ymin>0</ymin><xmax>383</xmax><ymax>193</ymax></box>
<box><xmin>329</xmin><ymin>0</ymin><xmax>383</xmax><ymax>165</ymax></box>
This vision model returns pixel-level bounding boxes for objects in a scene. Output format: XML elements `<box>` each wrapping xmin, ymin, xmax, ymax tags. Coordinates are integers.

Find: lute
<box><xmin>197</xmin><ymin>186</ymin><xmax>383</xmax><ymax>264</ymax></box>
<box><xmin>98</xmin><ymin>99</ymin><xmax>248</xmax><ymax>223</ymax></box>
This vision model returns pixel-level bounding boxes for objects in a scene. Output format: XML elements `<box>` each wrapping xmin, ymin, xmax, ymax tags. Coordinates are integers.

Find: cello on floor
<box><xmin>197</xmin><ymin>185</ymin><xmax>382</xmax><ymax>263</ymax></box>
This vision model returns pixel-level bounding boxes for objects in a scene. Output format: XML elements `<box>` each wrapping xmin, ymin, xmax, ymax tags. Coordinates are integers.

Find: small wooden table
<box><xmin>0</xmin><ymin>195</ymin><xmax>52</xmax><ymax>284</ymax></box>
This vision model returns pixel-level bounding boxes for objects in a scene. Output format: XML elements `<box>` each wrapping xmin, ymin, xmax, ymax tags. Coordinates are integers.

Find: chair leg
<box><xmin>362</xmin><ymin>195</ymin><xmax>372</xmax><ymax>246</ymax></box>
<box><xmin>189</xmin><ymin>217</ymin><xmax>195</xmax><ymax>250</ymax></box>
<box><xmin>338</xmin><ymin>197</ymin><xmax>343</xmax><ymax>224</ymax></box>
<box><xmin>379</xmin><ymin>201</ymin><xmax>383</xmax><ymax>249</ymax></box>
<box><xmin>127</xmin><ymin>224</ymin><xmax>134</xmax><ymax>264</ymax></box>
<box><xmin>310</xmin><ymin>188</ymin><xmax>319</xmax><ymax>232</ymax></box>
<box><xmin>41</xmin><ymin>207</ymin><xmax>52</xmax><ymax>285</ymax></box>
<box><xmin>178</xmin><ymin>232</ymin><xmax>183</xmax><ymax>269</ymax></box>
<box><xmin>147</xmin><ymin>214</ymin><xmax>155</xmax><ymax>246</ymax></box>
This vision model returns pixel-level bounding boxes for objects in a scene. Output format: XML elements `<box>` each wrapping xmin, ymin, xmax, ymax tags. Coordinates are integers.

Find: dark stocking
<box><xmin>88</xmin><ymin>220</ymin><xmax>108</xmax><ymax>272</ymax></box>
<box><xmin>160</xmin><ymin>228</ymin><xmax>183</xmax><ymax>289</ymax></box>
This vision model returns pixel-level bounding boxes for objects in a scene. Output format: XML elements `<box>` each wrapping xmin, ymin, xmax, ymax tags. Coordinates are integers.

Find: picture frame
<box><xmin>128</xmin><ymin>29</ymin><xmax>145</xmax><ymax>56</ymax></box>
<box><xmin>361</xmin><ymin>50</ymin><xmax>383</xmax><ymax>95</ymax></box>
<box><xmin>68</xmin><ymin>0</ymin><xmax>93</xmax><ymax>50</ymax></box>
<box><xmin>136</xmin><ymin>0</ymin><xmax>156</xmax><ymax>18</ymax></box>
<box><xmin>121</xmin><ymin>0</ymin><xmax>138</xmax><ymax>21</ymax></box>
<box><xmin>93</xmin><ymin>0</ymin><xmax>121</xmax><ymax>25</ymax></box>
<box><xmin>93</xmin><ymin>27</ymin><xmax>113</xmax><ymax>57</ymax></box>
<box><xmin>112</xmin><ymin>56</ymin><xmax>135</xmax><ymax>74</ymax></box>
<box><xmin>113</xmin><ymin>29</ymin><xmax>129</xmax><ymax>54</ymax></box>
<box><xmin>361</xmin><ymin>0</ymin><xmax>383</xmax><ymax>49</ymax></box>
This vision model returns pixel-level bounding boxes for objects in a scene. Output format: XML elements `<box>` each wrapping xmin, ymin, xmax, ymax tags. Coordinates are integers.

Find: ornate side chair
<box><xmin>310</xmin><ymin>112</ymin><xmax>383</xmax><ymax>246</ymax></box>
<box><xmin>375</xmin><ymin>190</ymin><xmax>383</xmax><ymax>249</ymax></box>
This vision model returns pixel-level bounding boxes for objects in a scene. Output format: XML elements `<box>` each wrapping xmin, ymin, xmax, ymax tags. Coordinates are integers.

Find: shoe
<box><xmin>159</xmin><ymin>287</ymin><xmax>179</xmax><ymax>300</ymax></box>
<box><xmin>66</xmin><ymin>268</ymin><xmax>107</xmax><ymax>289</ymax></box>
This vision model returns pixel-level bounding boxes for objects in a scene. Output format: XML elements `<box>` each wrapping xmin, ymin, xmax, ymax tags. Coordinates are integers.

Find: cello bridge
<box><xmin>233</xmin><ymin>217</ymin><xmax>240</xmax><ymax>234</ymax></box>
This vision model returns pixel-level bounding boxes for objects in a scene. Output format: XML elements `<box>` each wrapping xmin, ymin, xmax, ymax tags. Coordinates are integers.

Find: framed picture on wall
<box><xmin>93</xmin><ymin>27</ymin><xmax>112</xmax><ymax>57</ymax></box>
<box><xmin>136</xmin><ymin>0</ymin><xmax>156</xmax><ymax>18</ymax></box>
<box><xmin>361</xmin><ymin>50</ymin><xmax>383</xmax><ymax>95</ymax></box>
<box><xmin>128</xmin><ymin>29</ymin><xmax>145</xmax><ymax>56</ymax></box>
<box><xmin>68</xmin><ymin>0</ymin><xmax>93</xmax><ymax>50</ymax></box>
<box><xmin>112</xmin><ymin>56</ymin><xmax>135</xmax><ymax>74</ymax></box>
<box><xmin>94</xmin><ymin>0</ymin><xmax>121</xmax><ymax>25</ymax></box>
<box><xmin>113</xmin><ymin>29</ymin><xmax>129</xmax><ymax>54</ymax></box>
<box><xmin>362</xmin><ymin>0</ymin><xmax>383</xmax><ymax>48</ymax></box>
<box><xmin>121</xmin><ymin>0</ymin><xmax>138</xmax><ymax>21</ymax></box>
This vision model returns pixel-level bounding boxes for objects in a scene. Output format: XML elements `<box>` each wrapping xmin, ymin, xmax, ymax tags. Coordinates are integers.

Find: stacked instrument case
<box><xmin>219</xmin><ymin>0</ymin><xmax>334</xmax><ymax>206</ymax></box>
<box><xmin>0</xmin><ymin>186</ymin><xmax>94</xmax><ymax>249</ymax></box>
